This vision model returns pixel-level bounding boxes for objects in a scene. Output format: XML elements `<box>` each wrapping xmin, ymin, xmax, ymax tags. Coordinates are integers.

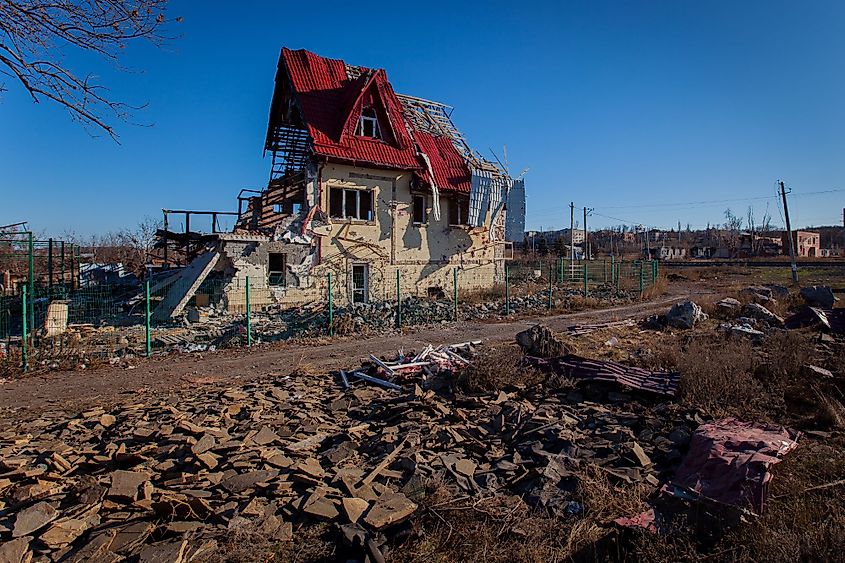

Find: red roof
<box><xmin>414</xmin><ymin>132</ymin><xmax>472</xmax><ymax>193</ymax></box>
<box><xmin>277</xmin><ymin>48</ymin><xmax>470</xmax><ymax>193</ymax></box>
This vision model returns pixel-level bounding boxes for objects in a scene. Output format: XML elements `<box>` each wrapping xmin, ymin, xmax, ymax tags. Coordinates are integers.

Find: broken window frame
<box><xmin>351</xmin><ymin>263</ymin><xmax>369</xmax><ymax>304</ymax></box>
<box><xmin>449</xmin><ymin>197</ymin><xmax>469</xmax><ymax>226</ymax></box>
<box><xmin>357</xmin><ymin>107</ymin><xmax>381</xmax><ymax>139</ymax></box>
<box><xmin>412</xmin><ymin>194</ymin><xmax>427</xmax><ymax>225</ymax></box>
<box><xmin>268</xmin><ymin>252</ymin><xmax>287</xmax><ymax>287</ymax></box>
<box><xmin>329</xmin><ymin>187</ymin><xmax>374</xmax><ymax>221</ymax></box>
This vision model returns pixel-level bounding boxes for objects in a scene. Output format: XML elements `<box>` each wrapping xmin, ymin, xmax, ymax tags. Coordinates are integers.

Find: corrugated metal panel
<box><xmin>468</xmin><ymin>169</ymin><xmax>493</xmax><ymax>227</ymax></box>
<box><xmin>414</xmin><ymin>132</ymin><xmax>472</xmax><ymax>193</ymax></box>
<box><xmin>487</xmin><ymin>176</ymin><xmax>509</xmax><ymax>240</ymax></box>
<box><xmin>527</xmin><ymin>354</ymin><xmax>680</xmax><ymax>396</ymax></box>
<box><xmin>505</xmin><ymin>179</ymin><xmax>526</xmax><ymax>242</ymax></box>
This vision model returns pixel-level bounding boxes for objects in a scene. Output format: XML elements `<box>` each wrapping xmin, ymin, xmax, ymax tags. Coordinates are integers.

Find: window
<box><xmin>273</xmin><ymin>203</ymin><xmax>283</xmax><ymax>214</ymax></box>
<box><xmin>268</xmin><ymin>253</ymin><xmax>287</xmax><ymax>287</ymax></box>
<box><xmin>412</xmin><ymin>195</ymin><xmax>427</xmax><ymax>224</ymax></box>
<box><xmin>329</xmin><ymin>187</ymin><xmax>374</xmax><ymax>221</ymax></box>
<box><xmin>357</xmin><ymin>107</ymin><xmax>381</xmax><ymax>139</ymax></box>
<box><xmin>449</xmin><ymin>198</ymin><xmax>468</xmax><ymax>226</ymax></box>
<box><xmin>351</xmin><ymin>263</ymin><xmax>369</xmax><ymax>304</ymax></box>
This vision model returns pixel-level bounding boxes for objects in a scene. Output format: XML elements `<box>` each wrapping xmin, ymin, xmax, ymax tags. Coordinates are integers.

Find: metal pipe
<box><xmin>22</xmin><ymin>285</ymin><xmax>27</xmax><ymax>372</ymax></box>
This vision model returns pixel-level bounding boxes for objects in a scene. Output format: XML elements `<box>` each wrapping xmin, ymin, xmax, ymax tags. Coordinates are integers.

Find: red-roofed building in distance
<box><xmin>153</xmin><ymin>48</ymin><xmax>525</xmax><ymax>317</ymax></box>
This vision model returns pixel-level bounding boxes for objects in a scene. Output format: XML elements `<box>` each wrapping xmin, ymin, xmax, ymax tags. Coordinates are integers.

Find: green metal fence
<box><xmin>1</xmin><ymin>257</ymin><xmax>660</xmax><ymax>374</ymax></box>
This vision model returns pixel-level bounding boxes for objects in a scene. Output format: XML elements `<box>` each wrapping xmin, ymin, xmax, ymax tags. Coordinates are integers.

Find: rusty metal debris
<box><xmin>616</xmin><ymin>418</ymin><xmax>801</xmax><ymax>533</ymax></box>
<box><xmin>527</xmin><ymin>354</ymin><xmax>681</xmax><ymax>396</ymax></box>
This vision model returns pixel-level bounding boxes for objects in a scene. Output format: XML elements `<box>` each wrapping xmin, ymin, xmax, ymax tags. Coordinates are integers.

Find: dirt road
<box><xmin>0</xmin><ymin>285</ymin><xmax>705</xmax><ymax>423</ymax></box>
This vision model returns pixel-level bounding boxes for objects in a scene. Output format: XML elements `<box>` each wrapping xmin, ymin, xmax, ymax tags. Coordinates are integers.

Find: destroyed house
<box><xmin>153</xmin><ymin>48</ymin><xmax>525</xmax><ymax>320</ymax></box>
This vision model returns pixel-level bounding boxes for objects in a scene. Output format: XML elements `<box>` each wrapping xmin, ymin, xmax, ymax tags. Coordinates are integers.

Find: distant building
<box><xmin>655</xmin><ymin>246</ymin><xmax>687</xmax><ymax>260</ymax></box>
<box><xmin>782</xmin><ymin>230</ymin><xmax>820</xmax><ymax>258</ymax></box>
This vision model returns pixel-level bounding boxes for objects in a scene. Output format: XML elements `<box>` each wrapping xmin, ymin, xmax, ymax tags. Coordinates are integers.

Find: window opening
<box><xmin>413</xmin><ymin>195</ymin><xmax>427</xmax><ymax>224</ymax></box>
<box><xmin>357</xmin><ymin>107</ymin><xmax>381</xmax><ymax>139</ymax></box>
<box><xmin>329</xmin><ymin>188</ymin><xmax>374</xmax><ymax>221</ymax></box>
<box><xmin>268</xmin><ymin>253</ymin><xmax>287</xmax><ymax>287</ymax></box>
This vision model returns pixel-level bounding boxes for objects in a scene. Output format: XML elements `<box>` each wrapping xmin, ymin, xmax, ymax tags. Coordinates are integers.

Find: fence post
<box><xmin>583</xmin><ymin>262</ymin><xmax>589</xmax><ymax>297</ymax></box>
<box><xmin>27</xmin><ymin>232</ymin><xmax>34</xmax><ymax>332</ymax></box>
<box><xmin>328</xmin><ymin>272</ymin><xmax>334</xmax><ymax>336</ymax></box>
<box><xmin>548</xmin><ymin>262</ymin><xmax>553</xmax><ymax>310</ymax></box>
<box><xmin>48</xmin><ymin>238</ymin><xmax>54</xmax><ymax>299</ymax></box>
<box><xmin>246</xmin><ymin>276</ymin><xmax>252</xmax><ymax>346</ymax></box>
<box><xmin>21</xmin><ymin>285</ymin><xmax>28</xmax><ymax>372</ymax></box>
<box><xmin>610</xmin><ymin>255</ymin><xmax>616</xmax><ymax>290</ymax></box>
<box><xmin>395</xmin><ymin>269</ymin><xmax>401</xmax><ymax>329</ymax></box>
<box><xmin>60</xmin><ymin>241</ymin><xmax>66</xmax><ymax>293</ymax></box>
<box><xmin>603</xmin><ymin>258</ymin><xmax>607</xmax><ymax>283</ymax></box>
<box><xmin>453</xmin><ymin>267</ymin><xmax>458</xmax><ymax>321</ymax></box>
<box><xmin>558</xmin><ymin>258</ymin><xmax>563</xmax><ymax>284</ymax></box>
<box><xmin>145</xmin><ymin>280</ymin><xmax>151</xmax><ymax>357</ymax></box>
<box><xmin>639</xmin><ymin>262</ymin><xmax>644</xmax><ymax>297</ymax></box>
<box><xmin>652</xmin><ymin>260</ymin><xmax>657</xmax><ymax>285</ymax></box>
<box><xmin>505</xmin><ymin>263</ymin><xmax>510</xmax><ymax>315</ymax></box>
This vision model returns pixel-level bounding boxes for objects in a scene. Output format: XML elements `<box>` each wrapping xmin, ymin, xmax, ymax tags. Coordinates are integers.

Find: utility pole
<box><xmin>779</xmin><ymin>180</ymin><xmax>798</xmax><ymax>283</ymax></box>
<box><xmin>583</xmin><ymin>207</ymin><xmax>588</xmax><ymax>261</ymax></box>
<box><xmin>569</xmin><ymin>202</ymin><xmax>575</xmax><ymax>262</ymax></box>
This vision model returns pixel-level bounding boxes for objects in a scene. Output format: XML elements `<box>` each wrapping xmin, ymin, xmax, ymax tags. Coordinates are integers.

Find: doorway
<box><xmin>351</xmin><ymin>263</ymin><xmax>369</xmax><ymax>304</ymax></box>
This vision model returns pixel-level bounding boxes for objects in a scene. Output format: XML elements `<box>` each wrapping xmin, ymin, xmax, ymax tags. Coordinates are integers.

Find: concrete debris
<box><xmin>741</xmin><ymin>286</ymin><xmax>773</xmax><ymax>304</ymax></box>
<box><xmin>784</xmin><ymin>306</ymin><xmax>845</xmax><ymax>334</ymax></box>
<box><xmin>741</xmin><ymin>303</ymin><xmax>784</xmax><ymax>327</ymax></box>
<box><xmin>722</xmin><ymin>322</ymin><xmax>765</xmax><ymax>340</ymax></box>
<box><xmin>0</xmin><ymin>335</ymin><xmax>706</xmax><ymax>560</ymax></box>
<box><xmin>800</xmin><ymin>286</ymin><xmax>839</xmax><ymax>309</ymax></box>
<box><xmin>516</xmin><ymin>324</ymin><xmax>570</xmax><ymax>357</ymax></box>
<box><xmin>666</xmin><ymin>301</ymin><xmax>707</xmax><ymax>329</ymax></box>
<box><xmin>716</xmin><ymin>297</ymin><xmax>741</xmax><ymax>312</ymax></box>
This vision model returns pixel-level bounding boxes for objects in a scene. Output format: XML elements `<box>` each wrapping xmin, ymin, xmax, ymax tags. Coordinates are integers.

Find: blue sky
<box><xmin>3</xmin><ymin>0</ymin><xmax>844</xmax><ymax>237</ymax></box>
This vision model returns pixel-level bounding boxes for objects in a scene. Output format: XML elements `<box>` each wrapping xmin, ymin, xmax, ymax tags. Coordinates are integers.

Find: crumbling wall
<box><xmin>297</xmin><ymin>163</ymin><xmax>503</xmax><ymax>305</ymax></box>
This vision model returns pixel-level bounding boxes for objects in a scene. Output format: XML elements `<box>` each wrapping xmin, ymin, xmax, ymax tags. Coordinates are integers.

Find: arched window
<box><xmin>357</xmin><ymin>107</ymin><xmax>381</xmax><ymax>139</ymax></box>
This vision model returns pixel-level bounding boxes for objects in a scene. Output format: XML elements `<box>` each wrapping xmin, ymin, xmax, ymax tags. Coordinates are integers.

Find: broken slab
<box><xmin>13</xmin><ymin>501</ymin><xmax>58</xmax><ymax>537</ymax></box>
<box><xmin>0</xmin><ymin>536</ymin><xmax>32</xmax><ymax>563</ymax></box>
<box><xmin>342</xmin><ymin>497</ymin><xmax>370</xmax><ymax>523</ymax></box>
<box><xmin>152</xmin><ymin>250</ymin><xmax>221</xmax><ymax>321</ymax></box>
<box><xmin>108</xmin><ymin>470</ymin><xmax>151</xmax><ymax>502</ymax></box>
<box><xmin>363</xmin><ymin>493</ymin><xmax>417</xmax><ymax>529</ymax></box>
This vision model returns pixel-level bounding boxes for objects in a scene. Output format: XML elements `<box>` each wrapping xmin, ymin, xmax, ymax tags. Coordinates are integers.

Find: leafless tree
<box><xmin>0</xmin><ymin>0</ymin><xmax>179</xmax><ymax>140</ymax></box>
<box><xmin>747</xmin><ymin>205</ymin><xmax>756</xmax><ymax>254</ymax></box>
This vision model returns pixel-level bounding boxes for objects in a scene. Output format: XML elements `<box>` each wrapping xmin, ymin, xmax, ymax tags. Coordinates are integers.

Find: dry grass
<box><xmin>457</xmin><ymin>345</ymin><xmax>544</xmax><ymax>392</ymax></box>
<box><xmin>393</xmin><ymin>467</ymin><xmax>652</xmax><ymax>563</ymax></box>
<box><xmin>642</xmin><ymin>275</ymin><xmax>669</xmax><ymax>299</ymax></box>
<box><xmin>726</xmin><ymin>437</ymin><xmax>845</xmax><ymax>562</ymax></box>
<box><xmin>672</xmin><ymin>336</ymin><xmax>766</xmax><ymax>417</ymax></box>
<box><xmin>206</xmin><ymin>521</ymin><xmax>333</xmax><ymax>563</ymax></box>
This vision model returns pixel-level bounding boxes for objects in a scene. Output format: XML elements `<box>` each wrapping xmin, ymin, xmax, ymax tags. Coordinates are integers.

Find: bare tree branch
<box><xmin>0</xmin><ymin>0</ymin><xmax>180</xmax><ymax>140</ymax></box>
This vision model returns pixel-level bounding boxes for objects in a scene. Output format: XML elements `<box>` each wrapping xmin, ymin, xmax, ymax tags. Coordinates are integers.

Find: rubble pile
<box><xmin>0</xmin><ymin>342</ymin><xmax>702</xmax><ymax>562</ymax></box>
<box><xmin>261</xmin><ymin>284</ymin><xmax>636</xmax><ymax>339</ymax></box>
